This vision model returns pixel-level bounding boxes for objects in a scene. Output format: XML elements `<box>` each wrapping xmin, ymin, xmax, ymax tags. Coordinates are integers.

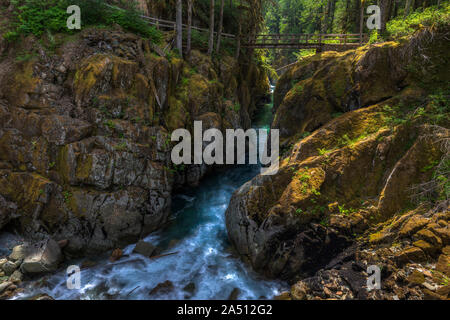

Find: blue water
<box><xmin>16</xmin><ymin>87</ymin><xmax>287</xmax><ymax>300</ymax></box>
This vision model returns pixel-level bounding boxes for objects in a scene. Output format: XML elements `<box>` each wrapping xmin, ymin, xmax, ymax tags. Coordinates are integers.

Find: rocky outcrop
<box><xmin>272</xmin><ymin>31</ymin><xmax>447</xmax><ymax>146</ymax></box>
<box><xmin>0</xmin><ymin>24</ymin><xmax>269</xmax><ymax>257</ymax></box>
<box><xmin>226</xmin><ymin>28</ymin><xmax>449</xmax><ymax>292</ymax></box>
<box><xmin>283</xmin><ymin>205</ymin><xmax>449</xmax><ymax>300</ymax></box>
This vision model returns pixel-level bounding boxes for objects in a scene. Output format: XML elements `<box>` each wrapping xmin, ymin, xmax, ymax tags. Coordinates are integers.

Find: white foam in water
<box><xmin>16</xmin><ymin>95</ymin><xmax>287</xmax><ymax>300</ymax></box>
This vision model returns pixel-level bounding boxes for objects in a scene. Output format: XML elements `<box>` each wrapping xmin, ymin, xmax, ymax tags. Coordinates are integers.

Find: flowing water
<box><xmin>15</xmin><ymin>87</ymin><xmax>288</xmax><ymax>300</ymax></box>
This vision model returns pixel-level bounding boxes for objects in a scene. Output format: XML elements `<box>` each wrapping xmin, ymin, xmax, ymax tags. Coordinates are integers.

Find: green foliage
<box><xmin>15</xmin><ymin>52</ymin><xmax>36</xmax><ymax>62</ymax></box>
<box><xmin>293</xmin><ymin>49</ymin><xmax>316</xmax><ymax>60</ymax></box>
<box><xmin>11</xmin><ymin>0</ymin><xmax>69</xmax><ymax>36</ymax></box>
<box><xmin>63</xmin><ymin>190</ymin><xmax>72</xmax><ymax>203</ymax></box>
<box><xmin>318</xmin><ymin>148</ymin><xmax>331</xmax><ymax>156</ymax></box>
<box><xmin>293</xmin><ymin>83</ymin><xmax>304</xmax><ymax>95</ymax></box>
<box><xmin>382</xmin><ymin>88</ymin><xmax>449</xmax><ymax>128</ymax></box>
<box><xmin>433</xmin><ymin>158</ymin><xmax>450</xmax><ymax>201</ymax></box>
<box><xmin>114</xmin><ymin>142</ymin><xmax>127</xmax><ymax>151</ymax></box>
<box><xmin>9</xmin><ymin>0</ymin><xmax>162</xmax><ymax>42</ymax></box>
<box><xmin>104</xmin><ymin>119</ymin><xmax>116</xmax><ymax>130</ymax></box>
<box><xmin>368</xmin><ymin>30</ymin><xmax>383</xmax><ymax>44</ymax></box>
<box><xmin>387</xmin><ymin>2</ymin><xmax>450</xmax><ymax>38</ymax></box>
<box><xmin>3</xmin><ymin>31</ymin><xmax>20</xmax><ymax>42</ymax></box>
<box><xmin>338</xmin><ymin>204</ymin><xmax>356</xmax><ymax>216</ymax></box>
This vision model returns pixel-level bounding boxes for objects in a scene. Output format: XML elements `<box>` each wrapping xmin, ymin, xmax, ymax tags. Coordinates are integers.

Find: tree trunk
<box><xmin>208</xmin><ymin>0</ymin><xmax>215</xmax><ymax>56</ymax></box>
<box><xmin>136</xmin><ymin>0</ymin><xmax>149</xmax><ymax>15</ymax></box>
<box><xmin>353</xmin><ymin>0</ymin><xmax>361</xmax><ymax>34</ymax></box>
<box><xmin>343</xmin><ymin>0</ymin><xmax>351</xmax><ymax>33</ymax></box>
<box><xmin>380</xmin><ymin>0</ymin><xmax>392</xmax><ymax>33</ymax></box>
<box><xmin>216</xmin><ymin>0</ymin><xmax>225</xmax><ymax>53</ymax></box>
<box><xmin>404</xmin><ymin>0</ymin><xmax>412</xmax><ymax>17</ymax></box>
<box><xmin>329</xmin><ymin>0</ymin><xmax>336</xmax><ymax>32</ymax></box>
<box><xmin>187</xmin><ymin>0</ymin><xmax>193</xmax><ymax>57</ymax></box>
<box><xmin>360</xmin><ymin>0</ymin><xmax>365</xmax><ymax>44</ymax></box>
<box><xmin>176</xmin><ymin>0</ymin><xmax>183</xmax><ymax>56</ymax></box>
<box><xmin>322</xmin><ymin>0</ymin><xmax>336</xmax><ymax>33</ymax></box>
<box><xmin>235</xmin><ymin>19</ymin><xmax>241</xmax><ymax>60</ymax></box>
<box><xmin>392</xmin><ymin>0</ymin><xmax>398</xmax><ymax>18</ymax></box>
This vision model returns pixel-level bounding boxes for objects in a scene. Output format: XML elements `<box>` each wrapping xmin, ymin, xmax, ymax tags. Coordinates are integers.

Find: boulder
<box><xmin>0</xmin><ymin>258</ymin><xmax>7</xmax><ymax>269</ymax></box>
<box><xmin>133</xmin><ymin>240</ymin><xmax>156</xmax><ymax>257</ymax></box>
<box><xmin>0</xmin><ymin>195</ymin><xmax>17</xmax><ymax>230</ymax></box>
<box><xmin>2</xmin><ymin>261</ymin><xmax>17</xmax><ymax>276</ymax></box>
<box><xmin>21</xmin><ymin>239</ymin><xmax>63</xmax><ymax>274</ymax></box>
<box><xmin>395</xmin><ymin>247</ymin><xmax>427</xmax><ymax>265</ymax></box>
<box><xmin>40</xmin><ymin>115</ymin><xmax>92</xmax><ymax>146</ymax></box>
<box><xmin>0</xmin><ymin>281</ymin><xmax>12</xmax><ymax>294</ymax></box>
<box><xmin>9</xmin><ymin>270</ymin><xmax>23</xmax><ymax>283</ymax></box>
<box><xmin>109</xmin><ymin>248</ymin><xmax>123</xmax><ymax>262</ymax></box>
<box><xmin>9</xmin><ymin>244</ymin><xmax>30</xmax><ymax>261</ymax></box>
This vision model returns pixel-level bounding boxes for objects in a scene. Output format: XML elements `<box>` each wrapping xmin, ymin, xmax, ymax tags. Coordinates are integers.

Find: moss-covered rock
<box><xmin>226</xmin><ymin>29</ymin><xmax>450</xmax><ymax>281</ymax></box>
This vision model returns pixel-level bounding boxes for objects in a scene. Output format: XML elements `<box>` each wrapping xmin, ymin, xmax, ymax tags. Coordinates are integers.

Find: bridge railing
<box><xmin>245</xmin><ymin>33</ymin><xmax>368</xmax><ymax>48</ymax></box>
<box><xmin>106</xmin><ymin>3</ymin><xmax>235</xmax><ymax>39</ymax></box>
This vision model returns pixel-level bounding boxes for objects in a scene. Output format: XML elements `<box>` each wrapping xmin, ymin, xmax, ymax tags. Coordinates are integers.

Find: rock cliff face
<box><xmin>0</xmin><ymin>26</ymin><xmax>269</xmax><ymax>256</ymax></box>
<box><xmin>226</xmin><ymin>27</ymin><xmax>449</xmax><ymax>299</ymax></box>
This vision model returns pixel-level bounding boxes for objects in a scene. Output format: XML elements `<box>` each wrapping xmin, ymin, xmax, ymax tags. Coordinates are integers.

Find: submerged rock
<box><xmin>133</xmin><ymin>240</ymin><xmax>156</xmax><ymax>257</ymax></box>
<box><xmin>109</xmin><ymin>248</ymin><xmax>123</xmax><ymax>262</ymax></box>
<box><xmin>149</xmin><ymin>280</ymin><xmax>174</xmax><ymax>296</ymax></box>
<box><xmin>227</xmin><ymin>288</ymin><xmax>240</xmax><ymax>300</ymax></box>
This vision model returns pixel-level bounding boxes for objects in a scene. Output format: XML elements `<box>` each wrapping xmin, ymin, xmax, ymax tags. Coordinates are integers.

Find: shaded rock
<box><xmin>0</xmin><ymin>258</ymin><xmax>7</xmax><ymax>269</ymax></box>
<box><xmin>415</xmin><ymin>229</ymin><xmax>442</xmax><ymax>247</ymax></box>
<box><xmin>40</xmin><ymin>115</ymin><xmax>92</xmax><ymax>146</ymax></box>
<box><xmin>30</xmin><ymin>293</ymin><xmax>54</xmax><ymax>300</ymax></box>
<box><xmin>21</xmin><ymin>239</ymin><xmax>63</xmax><ymax>274</ymax></box>
<box><xmin>274</xmin><ymin>291</ymin><xmax>291</xmax><ymax>300</ymax></box>
<box><xmin>109</xmin><ymin>248</ymin><xmax>123</xmax><ymax>262</ymax></box>
<box><xmin>80</xmin><ymin>260</ymin><xmax>97</xmax><ymax>269</ymax></box>
<box><xmin>2</xmin><ymin>261</ymin><xmax>17</xmax><ymax>276</ymax></box>
<box><xmin>183</xmin><ymin>282</ymin><xmax>196</xmax><ymax>298</ymax></box>
<box><xmin>407</xmin><ymin>270</ymin><xmax>425</xmax><ymax>285</ymax></box>
<box><xmin>436</xmin><ymin>254</ymin><xmax>450</xmax><ymax>276</ymax></box>
<box><xmin>395</xmin><ymin>247</ymin><xmax>427</xmax><ymax>265</ymax></box>
<box><xmin>413</xmin><ymin>240</ymin><xmax>438</xmax><ymax>255</ymax></box>
<box><xmin>0</xmin><ymin>281</ymin><xmax>12</xmax><ymax>294</ymax></box>
<box><xmin>58</xmin><ymin>239</ymin><xmax>69</xmax><ymax>249</ymax></box>
<box><xmin>0</xmin><ymin>195</ymin><xmax>17</xmax><ymax>230</ymax></box>
<box><xmin>133</xmin><ymin>240</ymin><xmax>156</xmax><ymax>257</ymax></box>
<box><xmin>399</xmin><ymin>216</ymin><xmax>429</xmax><ymax>237</ymax></box>
<box><xmin>149</xmin><ymin>280</ymin><xmax>174</xmax><ymax>296</ymax></box>
<box><xmin>9</xmin><ymin>270</ymin><xmax>23</xmax><ymax>283</ymax></box>
<box><xmin>227</xmin><ymin>288</ymin><xmax>240</xmax><ymax>300</ymax></box>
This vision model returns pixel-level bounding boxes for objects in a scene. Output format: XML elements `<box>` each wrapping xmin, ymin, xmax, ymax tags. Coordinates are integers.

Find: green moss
<box><xmin>75</xmin><ymin>154</ymin><xmax>93</xmax><ymax>181</ymax></box>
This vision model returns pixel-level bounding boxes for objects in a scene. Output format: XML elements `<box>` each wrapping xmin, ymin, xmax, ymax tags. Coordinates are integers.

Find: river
<box><xmin>15</xmin><ymin>86</ymin><xmax>287</xmax><ymax>300</ymax></box>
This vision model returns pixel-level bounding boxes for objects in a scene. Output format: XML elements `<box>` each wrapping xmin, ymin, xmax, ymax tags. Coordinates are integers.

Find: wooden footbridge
<box><xmin>242</xmin><ymin>33</ymin><xmax>369</xmax><ymax>52</ymax></box>
<box><xmin>109</xmin><ymin>4</ymin><xmax>368</xmax><ymax>53</ymax></box>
